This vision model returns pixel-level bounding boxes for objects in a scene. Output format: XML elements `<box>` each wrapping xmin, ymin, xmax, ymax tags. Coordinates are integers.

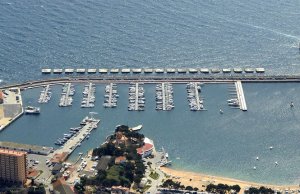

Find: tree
<box><xmin>231</xmin><ymin>185</ymin><xmax>241</xmax><ymax>193</ymax></box>
<box><xmin>186</xmin><ymin>186</ymin><xmax>193</xmax><ymax>191</ymax></box>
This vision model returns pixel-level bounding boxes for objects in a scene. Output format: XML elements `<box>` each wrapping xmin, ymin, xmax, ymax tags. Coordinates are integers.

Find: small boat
<box><xmin>275</xmin><ymin>161</ymin><xmax>278</xmax><ymax>165</ymax></box>
<box><xmin>253</xmin><ymin>166</ymin><xmax>256</xmax><ymax>170</ymax></box>
<box><xmin>220</xmin><ymin>109</ymin><xmax>223</xmax><ymax>114</ymax></box>
<box><xmin>256</xmin><ymin>156</ymin><xmax>259</xmax><ymax>160</ymax></box>
<box><xmin>25</xmin><ymin>106</ymin><xmax>40</xmax><ymax>114</ymax></box>
<box><xmin>269</xmin><ymin>146</ymin><xmax>273</xmax><ymax>150</ymax></box>
<box><xmin>290</xmin><ymin>102</ymin><xmax>294</xmax><ymax>108</ymax></box>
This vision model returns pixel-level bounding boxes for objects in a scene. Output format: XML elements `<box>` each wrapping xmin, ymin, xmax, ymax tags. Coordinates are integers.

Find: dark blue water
<box><xmin>1</xmin><ymin>83</ymin><xmax>300</xmax><ymax>184</ymax></box>
<box><xmin>1</xmin><ymin>0</ymin><xmax>300</xmax><ymax>83</ymax></box>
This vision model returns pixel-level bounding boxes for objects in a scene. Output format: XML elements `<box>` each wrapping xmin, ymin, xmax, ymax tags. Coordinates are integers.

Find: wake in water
<box><xmin>224</xmin><ymin>18</ymin><xmax>300</xmax><ymax>41</ymax></box>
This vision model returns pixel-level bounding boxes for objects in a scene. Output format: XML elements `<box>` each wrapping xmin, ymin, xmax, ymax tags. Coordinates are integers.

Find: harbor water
<box><xmin>1</xmin><ymin>83</ymin><xmax>300</xmax><ymax>185</ymax></box>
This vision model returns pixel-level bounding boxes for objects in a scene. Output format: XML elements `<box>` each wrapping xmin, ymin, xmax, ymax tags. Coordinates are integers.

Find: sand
<box><xmin>160</xmin><ymin>167</ymin><xmax>300</xmax><ymax>193</ymax></box>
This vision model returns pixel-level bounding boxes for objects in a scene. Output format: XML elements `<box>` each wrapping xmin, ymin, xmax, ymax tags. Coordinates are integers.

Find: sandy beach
<box><xmin>160</xmin><ymin>167</ymin><xmax>300</xmax><ymax>193</ymax></box>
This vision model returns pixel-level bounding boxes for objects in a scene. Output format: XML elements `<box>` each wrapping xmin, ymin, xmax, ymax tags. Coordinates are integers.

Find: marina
<box><xmin>81</xmin><ymin>83</ymin><xmax>96</xmax><ymax>108</ymax></box>
<box><xmin>186</xmin><ymin>82</ymin><xmax>205</xmax><ymax>111</ymax></box>
<box><xmin>38</xmin><ymin>85</ymin><xmax>51</xmax><ymax>103</ymax></box>
<box><xmin>1</xmin><ymin>82</ymin><xmax>300</xmax><ymax>185</ymax></box>
<box><xmin>128</xmin><ymin>83</ymin><xmax>145</xmax><ymax>111</ymax></box>
<box><xmin>156</xmin><ymin>83</ymin><xmax>174</xmax><ymax>111</ymax></box>
<box><xmin>59</xmin><ymin>83</ymin><xmax>74</xmax><ymax>107</ymax></box>
<box><xmin>52</xmin><ymin>114</ymin><xmax>100</xmax><ymax>160</ymax></box>
<box><xmin>103</xmin><ymin>83</ymin><xmax>118</xmax><ymax>108</ymax></box>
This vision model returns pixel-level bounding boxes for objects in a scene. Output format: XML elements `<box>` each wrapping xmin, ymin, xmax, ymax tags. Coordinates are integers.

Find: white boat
<box><xmin>25</xmin><ymin>106</ymin><xmax>40</xmax><ymax>114</ymax></box>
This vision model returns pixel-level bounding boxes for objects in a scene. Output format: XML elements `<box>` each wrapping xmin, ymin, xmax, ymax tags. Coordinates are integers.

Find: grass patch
<box><xmin>149</xmin><ymin>171</ymin><xmax>159</xmax><ymax>180</ymax></box>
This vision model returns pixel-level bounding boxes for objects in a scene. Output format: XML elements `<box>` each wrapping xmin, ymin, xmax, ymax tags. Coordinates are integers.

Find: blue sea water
<box><xmin>1</xmin><ymin>83</ymin><xmax>300</xmax><ymax>185</ymax></box>
<box><xmin>1</xmin><ymin>0</ymin><xmax>300</xmax><ymax>185</ymax></box>
<box><xmin>0</xmin><ymin>0</ymin><xmax>300</xmax><ymax>83</ymax></box>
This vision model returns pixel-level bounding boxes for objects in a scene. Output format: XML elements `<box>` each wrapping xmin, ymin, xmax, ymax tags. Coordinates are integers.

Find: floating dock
<box><xmin>53</xmin><ymin>69</ymin><xmax>63</xmax><ymax>74</ymax></box>
<box><xmin>121</xmin><ymin>69</ymin><xmax>131</xmax><ymax>73</ymax></box>
<box><xmin>235</xmin><ymin>81</ymin><xmax>247</xmax><ymax>111</ymax></box>
<box><xmin>177</xmin><ymin>68</ymin><xmax>187</xmax><ymax>73</ymax></box>
<box><xmin>156</xmin><ymin>83</ymin><xmax>174</xmax><ymax>111</ymax></box>
<box><xmin>41</xmin><ymin>69</ymin><xmax>51</xmax><ymax>74</ymax></box>
<box><xmin>128</xmin><ymin>83</ymin><xmax>145</xmax><ymax>111</ymax></box>
<box><xmin>189</xmin><ymin>68</ymin><xmax>198</xmax><ymax>73</ymax></box>
<box><xmin>233</xmin><ymin>68</ymin><xmax>243</xmax><ymax>73</ymax></box>
<box><xmin>38</xmin><ymin>85</ymin><xmax>51</xmax><ymax>103</ymax></box>
<box><xmin>81</xmin><ymin>83</ymin><xmax>95</xmax><ymax>108</ymax></box>
<box><xmin>103</xmin><ymin>83</ymin><xmax>118</xmax><ymax>108</ymax></box>
<box><xmin>200</xmin><ymin>68</ymin><xmax>210</xmax><ymax>73</ymax></box>
<box><xmin>65</xmin><ymin>69</ymin><xmax>74</xmax><ymax>74</ymax></box>
<box><xmin>132</xmin><ymin>68</ymin><xmax>142</xmax><ymax>73</ymax></box>
<box><xmin>166</xmin><ymin>68</ymin><xmax>176</xmax><ymax>73</ymax></box>
<box><xmin>256</xmin><ymin>68</ymin><xmax>265</xmax><ymax>73</ymax></box>
<box><xmin>110</xmin><ymin>68</ymin><xmax>119</xmax><ymax>73</ymax></box>
<box><xmin>222</xmin><ymin>68</ymin><xmax>231</xmax><ymax>73</ymax></box>
<box><xmin>76</xmin><ymin>69</ymin><xmax>86</xmax><ymax>74</ymax></box>
<box><xmin>187</xmin><ymin>82</ymin><xmax>204</xmax><ymax>111</ymax></box>
<box><xmin>144</xmin><ymin>68</ymin><xmax>153</xmax><ymax>73</ymax></box>
<box><xmin>99</xmin><ymin>69</ymin><xmax>108</xmax><ymax>74</ymax></box>
<box><xmin>41</xmin><ymin>67</ymin><xmax>266</xmax><ymax>75</ymax></box>
<box><xmin>59</xmin><ymin>83</ymin><xmax>74</xmax><ymax>107</ymax></box>
<box><xmin>87</xmin><ymin>69</ymin><xmax>97</xmax><ymax>74</ymax></box>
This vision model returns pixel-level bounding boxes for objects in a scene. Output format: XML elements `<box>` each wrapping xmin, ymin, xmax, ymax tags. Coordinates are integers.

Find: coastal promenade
<box><xmin>2</xmin><ymin>74</ymin><xmax>300</xmax><ymax>90</ymax></box>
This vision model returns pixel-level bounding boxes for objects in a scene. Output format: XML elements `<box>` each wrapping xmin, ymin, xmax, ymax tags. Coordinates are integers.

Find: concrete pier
<box><xmin>51</xmin><ymin>118</ymin><xmax>100</xmax><ymax>159</ymax></box>
<box><xmin>103</xmin><ymin>83</ymin><xmax>118</xmax><ymax>108</ymax></box>
<box><xmin>81</xmin><ymin>83</ymin><xmax>95</xmax><ymax>108</ymax></box>
<box><xmin>38</xmin><ymin>85</ymin><xmax>51</xmax><ymax>103</ymax></box>
<box><xmin>59</xmin><ymin>83</ymin><xmax>74</xmax><ymax>107</ymax></box>
<box><xmin>235</xmin><ymin>81</ymin><xmax>247</xmax><ymax>111</ymax></box>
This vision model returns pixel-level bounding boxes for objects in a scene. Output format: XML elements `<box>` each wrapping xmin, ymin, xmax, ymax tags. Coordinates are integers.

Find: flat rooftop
<box><xmin>0</xmin><ymin>147</ymin><xmax>26</xmax><ymax>157</ymax></box>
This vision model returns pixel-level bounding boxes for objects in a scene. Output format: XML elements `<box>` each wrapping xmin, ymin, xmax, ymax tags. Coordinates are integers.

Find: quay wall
<box><xmin>1</xmin><ymin>75</ymin><xmax>300</xmax><ymax>89</ymax></box>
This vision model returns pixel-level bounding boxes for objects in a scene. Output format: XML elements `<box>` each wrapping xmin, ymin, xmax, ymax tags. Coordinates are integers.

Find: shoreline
<box><xmin>160</xmin><ymin>167</ymin><xmax>300</xmax><ymax>193</ymax></box>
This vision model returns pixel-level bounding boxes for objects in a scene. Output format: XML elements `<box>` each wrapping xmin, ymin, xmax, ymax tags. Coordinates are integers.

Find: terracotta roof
<box><xmin>136</xmin><ymin>143</ymin><xmax>153</xmax><ymax>155</ymax></box>
<box><xmin>115</xmin><ymin>156</ymin><xmax>126</xmax><ymax>164</ymax></box>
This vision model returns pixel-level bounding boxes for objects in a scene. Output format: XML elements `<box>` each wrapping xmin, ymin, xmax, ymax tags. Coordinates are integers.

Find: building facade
<box><xmin>0</xmin><ymin>148</ymin><xmax>27</xmax><ymax>184</ymax></box>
